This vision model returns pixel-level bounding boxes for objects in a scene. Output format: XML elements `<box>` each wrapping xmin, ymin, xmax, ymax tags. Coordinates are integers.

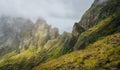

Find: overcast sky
<box><xmin>0</xmin><ymin>0</ymin><xmax>94</xmax><ymax>33</ymax></box>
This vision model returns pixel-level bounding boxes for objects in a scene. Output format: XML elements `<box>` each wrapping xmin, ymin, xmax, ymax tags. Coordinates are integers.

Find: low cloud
<box><xmin>0</xmin><ymin>0</ymin><xmax>94</xmax><ymax>33</ymax></box>
<box><xmin>96</xmin><ymin>0</ymin><xmax>109</xmax><ymax>5</ymax></box>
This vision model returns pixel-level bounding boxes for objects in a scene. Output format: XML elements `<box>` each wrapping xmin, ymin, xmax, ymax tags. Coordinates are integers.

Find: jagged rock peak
<box><xmin>72</xmin><ymin>22</ymin><xmax>85</xmax><ymax>38</ymax></box>
<box><xmin>50</xmin><ymin>27</ymin><xmax>59</xmax><ymax>39</ymax></box>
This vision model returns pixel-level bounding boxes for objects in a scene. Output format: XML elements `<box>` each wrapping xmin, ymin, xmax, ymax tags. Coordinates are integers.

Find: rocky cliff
<box><xmin>33</xmin><ymin>0</ymin><xmax>120</xmax><ymax>70</ymax></box>
<box><xmin>0</xmin><ymin>0</ymin><xmax>120</xmax><ymax>70</ymax></box>
<box><xmin>79</xmin><ymin>0</ymin><xmax>111</xmax><ymax>29</ymax></box>
<box><xmin>74</xmin><ymin>0</ymin><xmax>120</xmax><ymax>50</ymax></box>
<box><xmin>0</xmin><ymin>16</ymin><xmax>69</xmax><ymax>70</ymax></box>
<box><xmin>0</xmin><ymin>16</ymin><xmax>59</xmax><ymax>56</ymax></box>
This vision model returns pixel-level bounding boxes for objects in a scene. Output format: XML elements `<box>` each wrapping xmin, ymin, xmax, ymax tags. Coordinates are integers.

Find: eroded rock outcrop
<box><xmin>72</xmin><ymin>23</ymin><xmax>85</xmax><ymax>38</ymax></box>
<box><xmin>0</xmin><ymin>16</ymin><xmax>59</xmax><ymax>55</ymax></box>
<box><xmin>79</xmin><ymin>0</ymin><xmax>111</xmax><ymax>29</ymax></box>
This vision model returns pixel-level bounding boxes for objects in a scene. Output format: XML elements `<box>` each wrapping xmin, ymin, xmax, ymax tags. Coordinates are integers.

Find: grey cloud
<box><xmin>0</xmin><ymin>0</ymin><xmax>94</xmax><ymax>33</ymax></box>
<box><xmin>95</xmin><ymin>0</ymin><xmax>110</xmax><ymax>5</ymax></box>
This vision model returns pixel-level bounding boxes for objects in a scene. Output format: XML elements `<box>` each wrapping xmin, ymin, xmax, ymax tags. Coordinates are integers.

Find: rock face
<box><xmin>79</xmin><ymin>0</ymin><xmax>111</xmax><ymax>29</ymax></box>
<box><xmin>73</xmin><ymin>0</ymin><xmax>120</xmax><ymax>50</ymax></box>
<box><xmin>32</xmin><ymin>0</ymin><xmax>120</xmax><ymax>70</ymax></box>
<box><xmin>0</xmin><ymin>0</ymin><xmax>120</xmax><ymax>70</ymax></box>
<box><xmin>0</xmin><ymin>16</ymin><xmax>59</xmax><ymax>55</ymax></box>
<box><xmin>33</xmin><ymin>33</ymin><xmax>120</xmax><ymax>70</ymax></box>
<box><xmin>50</xmin><ymin>27</ymin><xmax>59</xmax><ymax>39</ymax></box>
<box><xmin>72</xmin><ymin>23</ymin><xmax>85</xmax><ymax>38</ymax></box>
<box><xmin>69</xmin><ymin>23</ymin><xmax>85</xmax><ymax>50</ymax></box>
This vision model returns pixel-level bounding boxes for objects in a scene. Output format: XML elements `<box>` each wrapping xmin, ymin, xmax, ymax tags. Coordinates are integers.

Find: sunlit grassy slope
<box><xmin>74</xmin><ymin>14</ymin><xmax>120</xmax><ymax>50</ymax></box>
<box><xmin>33</xmin><ymin>32</ymin><xmax>120</xmax><ymax>70</ymax></box>
<box><xmin>73</xmin><ymin>0</ymin><xmax>120</xmax><ymax>50</ymax></box>
<box><xmin>0</xmin><ymin>0</ymin><xmax>120</xmax><ymax>70</ymax></box>
<box><xmin>33</xmin><ymin>14</ymin><xmax>120</xmax><ymax>70</ymax></box>
<box><xmin>0</xmin><ymin>32</ymin><xmax>72</xmax><ymax>70</ymax></box>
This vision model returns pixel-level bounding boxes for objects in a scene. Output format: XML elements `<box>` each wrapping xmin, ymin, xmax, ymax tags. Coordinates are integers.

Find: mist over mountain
<box><xmin>0</xmin><ymin>0</ymin><xmax>120</xmax><ymax>70</ymax></box>
<box><xmin>0</xmin><ymin>0</ymin><xmax>94</xmax><ymax>33</ymax></box>
<box><xmin>0</xmin><ymin>16</ymin><xmax>59</xmax><ymax>56</ymax></box>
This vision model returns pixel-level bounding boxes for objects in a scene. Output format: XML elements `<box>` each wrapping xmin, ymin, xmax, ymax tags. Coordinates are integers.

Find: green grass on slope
<box><xmin>0</xmin><ymin>33</ymin><xmax>72</xmax><ymax>70</ymax></box>
<box><xmin>45</xmin><ymin>32</ymin><xmax>72</xmax><ymax>61</ymax></box>
<box><xmin>33</xmin><ymin>33</ymin><xmax>120</xmax><ymax>70</ymax></box>
<box><xmin>74</xmin><ymin>14</ymin><xmax>120</xmax><ymax>50</ymax></box>
<box><xmin>0</xmin><ymin>44</ymin><xmax>43</xmax><ymax>70</ymax></box>
<box><xmin>0</xmin><ymin>51</ymin><xmax>17</xmax><ymax>66</ymax></box>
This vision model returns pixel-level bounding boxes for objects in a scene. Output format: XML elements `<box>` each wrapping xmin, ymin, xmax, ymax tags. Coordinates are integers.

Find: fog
<box><xmin>96</xmin><ymin>0</ymin><xmax>109</xmax><ymax>5</ymax></box>
<box><xmin>0</xmin><ymin>0</ymin><xmax>94</xmax><ymax>33</ymax></box>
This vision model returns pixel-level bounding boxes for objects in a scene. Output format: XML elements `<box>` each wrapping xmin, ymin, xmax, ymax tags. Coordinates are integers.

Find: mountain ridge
<box><xmin>0</xmin><ymin>0</ymin><xmax>120</xmax><ymax>70</ymax></box>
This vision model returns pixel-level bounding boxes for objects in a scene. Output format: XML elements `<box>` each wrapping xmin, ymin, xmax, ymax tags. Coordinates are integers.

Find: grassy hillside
<box><xmin>0</xmin><ymin>32</ymin><xmax>72</xmax><ymax>70</ymax></box>
<box><xmin>0</xmin><ymin>0</ymin><xmax>120</xmax><ymax>70</ymax></box>
<box><xmin>74</xmin><ymin>0</ymin><xmax>120</xmax><ymax>50</ymax></box>
<box><xmin>33</xmin><ymin>33</ymin><xmax>120</xmax><ymax>70</ymax></box>
<box><xmin>74</xmin><ymin>14</ymin><xmax>120</xmax><ymax>50</ymax></box>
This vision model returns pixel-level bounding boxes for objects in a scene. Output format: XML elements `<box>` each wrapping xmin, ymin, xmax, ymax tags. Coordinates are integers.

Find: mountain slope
<box><xmin>0</xmin><ymin>16</ymin><xmax>61</xmax><ymax>70</ymax></box>
<box><xmin>0</xmin><ymin>16</ymin><xmax>73</xmax><ymax>70</ymax></box>
<box><xmin>33</xmin><ymin>33</ymin><xmax>120</xmax><ymax>70</ymax></box>
<box><xmin>33</xmin><ymin>0</ymin><xmax>120</xmax><ymax>70</ymax></box>
<box><xmin>0</xmin><ymin>0</ymin><xmax>120</xmax><ymax>70</ymax></box>
<box><xmin>74</xmin><ymin>0</ymin><xmax>120</xmax><ymax>50</ymax></box>
<box><xmin>74</xmin><ymin>14</ymin><xmax>120</xmax><ymax>50</ymax></box>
